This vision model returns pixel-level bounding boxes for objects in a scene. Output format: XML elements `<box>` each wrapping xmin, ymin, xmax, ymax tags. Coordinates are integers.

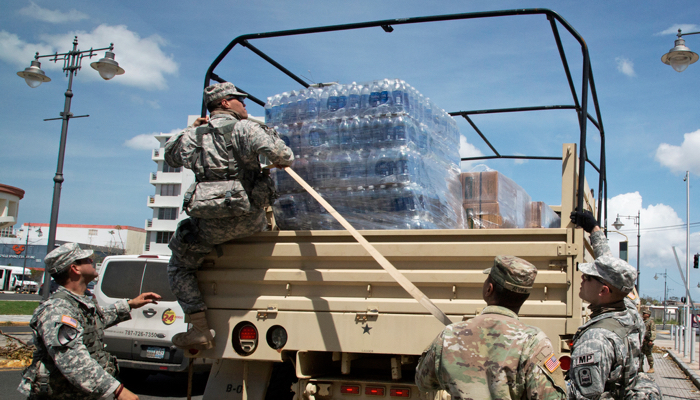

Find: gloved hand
<box><xmin>570</xmin><ymin>210</ymin><xmax>599</xmax><ymax>233</ymax></box>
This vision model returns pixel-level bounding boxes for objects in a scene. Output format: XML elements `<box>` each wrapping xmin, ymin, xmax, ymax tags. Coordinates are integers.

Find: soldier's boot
<box><xmin>647</xmin><ymin>364</ymin><xmax>655</xmax><ymax>373</ymax></box>
<box><xmin>172</xmin><ymin>312</ymin><xmax>215</xmax><ymax>350</ymax></box>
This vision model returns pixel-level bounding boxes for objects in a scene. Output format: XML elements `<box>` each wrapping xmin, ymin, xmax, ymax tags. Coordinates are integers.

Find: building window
<box><xmin>156</xmin><ymin>231</ymin><xmax>174</xmax><ymax>244</ymax></box>
<box><xmin>162</xmin><ymin>163</ymin><xmax>181</xmax><ymax>173</ymax></box>
<box><xmin>158</xmin><ymin>208</ymin><xmax>179</xmax><ymax>220</ymax></box>
<box><xmin>160</xmin><ymin>184</ymin><xmax>180</xmax><ymax>196</ymax></box>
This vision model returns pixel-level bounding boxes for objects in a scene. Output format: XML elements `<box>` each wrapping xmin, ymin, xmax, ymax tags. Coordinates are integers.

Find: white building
<box><xmin>0</xmin><ymin>184</ymin><xmax>24</xmax><ymax>231</ymax></box>
<box><xmin>144</xmin><ymin>116</ymin><xmax>197</xmax><ymax>255</ymax></box>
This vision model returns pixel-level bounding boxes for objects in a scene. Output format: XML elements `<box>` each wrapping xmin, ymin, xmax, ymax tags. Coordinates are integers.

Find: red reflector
<box><xmin>390</xmin><ymin>388</ymin><xmax>410</xmax><ymax>397</ymax></box>
<box><xmin>365</xmin><ymin>387</ymin><xmax>385</xmax><ymax>396</ymax></box>
<box><xmin>340</xmin><ymin>385</ymin><xmax>360</xmax><ymax>394</ymax></box>
<box><xmin>159</xmin><ymin>366</ymin><xmax>168</xmax><ymax>370</ymax></box>
<box><xmin>560</xmin><ymin>355</ymin><xmax>571</xmax><ymax>371</ymax></box>
<box><xmin>567</xmin><ymin>340</ymin><xmax>574</xmax><ymax>348</ymax></box>
<box><xmin>239</xmin><ymin>325</ymin><xmax>257</xmax><ymax>340</ymax></box>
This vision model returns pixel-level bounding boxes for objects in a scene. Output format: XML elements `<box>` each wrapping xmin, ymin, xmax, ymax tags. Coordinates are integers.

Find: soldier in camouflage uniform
<box><xmin>18</xmin><ymin>243</ymin><xmax>161</xmax><ymax>400</ymax></box>
<box><xmin>164</xmin><ymin>82</ymin><xmax>294</xmax><ymax>349</ymax></box>
<box><xmin>569</xmin><ymin>211</ymin><xmax>661</xmax><ymax>399</ymax></box>
<box><xmin>640</xmin><ymin>308</ymin><xmax>656</xmax><ymax>373</ymax></box>
<box><xmin>415</xmin><ymin>255</ymin><xmax>567</xmax><ymax>400</ymax></box>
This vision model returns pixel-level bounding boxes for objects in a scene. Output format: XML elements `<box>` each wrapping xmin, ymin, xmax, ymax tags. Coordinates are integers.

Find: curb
<box><xmin>0</xmin><ymin>321</ymin><xmax>30</xmax><ymax>327</ymax></box>
<box><xmin>666</xmin><ymin>349</ymin><xmax>700</xmax><ymax>390</ymax></box>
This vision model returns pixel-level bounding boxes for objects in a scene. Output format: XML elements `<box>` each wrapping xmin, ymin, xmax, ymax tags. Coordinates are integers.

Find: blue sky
<box><xmin>2</xmin><ymin>0</ymin><xmax>700</xmax><ymax>302</ymax></box>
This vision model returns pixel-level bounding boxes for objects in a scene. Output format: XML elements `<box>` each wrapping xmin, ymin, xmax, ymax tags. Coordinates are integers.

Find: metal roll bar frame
<box><xmin>201</xmin><ymin>8</ymin><xmax>608</xmax><ymax>229</ymax></box>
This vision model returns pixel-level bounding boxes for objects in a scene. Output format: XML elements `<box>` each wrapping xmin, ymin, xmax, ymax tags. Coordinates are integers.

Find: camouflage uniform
<box><xmin>18</xmin><ymin>243</ymin><xmax>132</xmax><ymax>399</ymax></box>
<box><xmin>640</xmin><ymin>312</ymin><xmax>656</xmax><ymax>371</ymax></box>
<box><xmin>415</xmin><ymin>256</ymin><xmax>567</xmax><ymax>400</ymax></box>
<box><xmin>164</xmin><ymin>85</ymin><xmax>293</xmax><ymax>315</ymax></box>
<box><xmin>569</xmin><ymin>225</ymin><xmax>659</xmax><ymax>399</ymax></box>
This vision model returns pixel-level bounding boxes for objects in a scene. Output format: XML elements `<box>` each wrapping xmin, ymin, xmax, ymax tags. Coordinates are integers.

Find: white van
<box><xmin>93</xmin><ymin>255</ymin><xmax>209</xmax><ymax>374</ymax></box>
<box><xmin>0</xmin><ymin>265</ymin><xmax>39</xmax><ymax>293</ymax></box>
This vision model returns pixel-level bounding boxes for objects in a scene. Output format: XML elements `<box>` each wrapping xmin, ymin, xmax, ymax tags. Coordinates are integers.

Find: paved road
<box><xmin>0</xmin><ymin>368</ymin><xmax>209</xmax><ymax>400</ymax></box>
<box><xmin>0</xmin><ymin>293</ymin><xmax>41</xmax><ymax>301</ymax></box>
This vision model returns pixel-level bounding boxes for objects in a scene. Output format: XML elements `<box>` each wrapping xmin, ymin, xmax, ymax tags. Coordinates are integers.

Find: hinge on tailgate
<box><xmin>257</xmin><ymin>305</ymin><xmax>278</xmax><ymax>320</ymax></box>
<box><xmin>355</xmin><ymin>308</ymin><xmax>379</xmax><ymax>322</ymax></box>
<box><xmin>557</xmin><ymin>244</ymin><xmax>579</xmax><ymax>256</ymax></box>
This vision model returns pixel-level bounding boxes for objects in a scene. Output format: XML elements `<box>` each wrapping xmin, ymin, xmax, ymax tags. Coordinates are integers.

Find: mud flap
<box><xmin>202</xmin><ymin>359</ymin><xmax>273</xmax><ymax>400</ymax></box>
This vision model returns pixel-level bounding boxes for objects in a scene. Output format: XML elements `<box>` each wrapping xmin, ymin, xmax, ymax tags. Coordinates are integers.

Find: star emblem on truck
<box><xmin>362</xmin><ymin>323</ymin><xmax>372</xmax><ymax>334</ymax></box>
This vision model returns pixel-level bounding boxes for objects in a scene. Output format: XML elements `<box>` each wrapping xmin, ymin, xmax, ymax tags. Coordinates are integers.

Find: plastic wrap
<box><xmin>268</xmin><ymin>79</ymin><xmax>464</xmax><ymax>230</ymax></box>
<box><xmin>461</xmin><ymin>170</ymin><xmax>532</xmax><ymax>229</ymax></box>
<box><xmin>529</xmin><ymin>201</ymin><xmax>561</xmax><ymax>228</ymax></box>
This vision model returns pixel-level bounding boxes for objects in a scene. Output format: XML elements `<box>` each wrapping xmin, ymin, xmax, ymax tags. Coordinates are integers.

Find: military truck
<box><xmin>187</xmin><ymin>9</ymin><xmax>609</xmax><ymax>399</ymax></box>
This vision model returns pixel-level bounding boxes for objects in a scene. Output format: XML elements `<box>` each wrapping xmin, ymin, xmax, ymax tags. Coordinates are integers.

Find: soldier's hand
<box><xmin>128</xmin><ymin>292</ymin><xmax>162</xmax><ymax>309</ymax></box>
<box><xmin>117</xmin><ymin>387</ymin><xmax>139</xmax><ymax>400</ymax></box>
<box><xmin>191</xmin><ymin>116</ymin><xmax>209</xmax><ymax>127</ymax></box>
<box><xmin>570</xmin><ymin>210</ymin><xmax>599</xmax><ymax>233</ymax></box>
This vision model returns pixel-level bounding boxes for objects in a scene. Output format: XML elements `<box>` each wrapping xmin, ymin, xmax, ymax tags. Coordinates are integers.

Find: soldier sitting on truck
<box><xmin>164</xmin><ymin>82</ymin><xmax>294</xmax><ymax>349</ymax></box>
<box><xmin>415</xmin><ymin>255</ymin><xmax>567</xmax><ymax>399</ymax></box>
<box><xmin>569</xmin><ymin>211</ymin><xmax>661</xmax><ymax>399</ymax></box>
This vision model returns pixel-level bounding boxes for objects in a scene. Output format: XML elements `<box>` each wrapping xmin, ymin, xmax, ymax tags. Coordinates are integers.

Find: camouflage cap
<box><xmin>642</xmin><ymin>307</ymin><xmax>651</xmax><ymax>315</ymax></box>
<box><xmin>203</xmin><ymin>82</ymin><xmax>247</xmax><ymax>107</ymax></box>
<box><xmin>483</xmin><ymin>255</ymin><xmax>537</xmax><ymax>294</ymax></box>
<box><xmin>579</xmin><ymin>255</ymin><xmax>637</xmax><ymax>293</ymax></box>
<box><xmin>44</xmin><ymin>242</ymin><xmax>93</xmax><ymax>275</ymax></box>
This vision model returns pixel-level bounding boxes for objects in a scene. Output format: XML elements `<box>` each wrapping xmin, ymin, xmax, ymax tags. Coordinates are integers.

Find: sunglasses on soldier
<box><xmin>225</xmin><ymin>95</ymin><xmax>246</xmax><ymax>103</ymax></box>
<box><xmin>582</xmin><ymin>274</ymin><xmax>607</xmax><ymax>286</ymax></box>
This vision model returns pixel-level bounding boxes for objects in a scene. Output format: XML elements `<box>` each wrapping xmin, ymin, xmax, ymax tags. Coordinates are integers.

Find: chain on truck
<box><xmin>183</xmin><ymin>9</ymin><xmax>609</xmax><ymax>400</ymax></box>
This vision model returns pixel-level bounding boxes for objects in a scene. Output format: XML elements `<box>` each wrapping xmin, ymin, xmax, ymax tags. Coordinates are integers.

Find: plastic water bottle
<box><xmin>328</xmin><ymin>85</ymin><xmax>339</xmax><ymax>113</ymax></box>
<box><xmin>275</xmin><ymin>192</ymin><xmax>306</xmax><ymax>230</ymax></box>
<box><xmin>326</xmin><ymin>118</ymin><xmax>341</xmax><ymax>150</ymax></box>
<box><xmin>360</xmin><ymin>84</ymin><xmax>371</xmax><ymax>113</ymax></box>
<box><xmin>284</xmin><ymin>91</ymin><xmax>297</xmax><ymax>124</ymax></box>
<box><xmin>338</xmin><ymin>84</ymin><xmax>348</xmax><ymax>112</ymax></box>
<box><xmin>347</xmin><ymin>117</ymin><xmax>361</xmax><ymax>150</ymax></box>
<box><xmin>310</xmin><ymin>153</ymin><xmax>333</xmax><ymax>188</ymax></box>
<box><xmin>338</xmin><ymin>117</ymin><xmax>352</xmax><ymax>150</ymax></box>
<box><xmin>369</xmin><ymin>80</ymin><xmax>381</xmax><ymax>109</ymax></box>
<box><xmin>296</xmin><ymin>89</ymin><xmax>307</xmax><ymax>122</ymax></box>
<box><xmin>358</xmin><ymin>116</ymin><xmax>372</xmax><ymax>149</ymax></box>
<box><xmin>348</xmin><ymin>82</ymin><xmax>360</xmax><ymax>116</ymax></box>
<box><xmin>370</xmin><ymin>116</ymin><xmax>384</xmax><ymax>148</ymax></box>
<box><xmin>380</xmin><ymin>79</ymin><xmax>391</xmax><ymax>105</ymax></box>
<box><xmin>290</xmin><ymin>124</ymin><xmax>303</xmax><ymax>157</ymax></box>
<box><xmin>392</xmin><ymin>114</ymin><xmax>408</xmax><ymax>147</ymax></box>
<box><xmin>278</xmin><ymin>92</ymin><xmax>289</xmax><ymax>124</ymax></box>
<box><xmin>319</xmin><ymin>87</ymin><xmax>330</xmax><ymax>119</ymax></box>
<box><xmin>306</xmin><ymin>88</ymin><xmax>320</xmax><ymax>120</ymax></box>
<box><xmin>394</xmin><ymin>147</ymin><xmax>413</xmax><ymax>184</ymax></box>
<box><xmin>333</xmin><ymin>150</ymin><xmax>354</xmax><ymax>188</ymax></box>
<box><xmin>304</xmin><ymin>121</ymin><xmax>328</xmax><ymax>156</ymax></box>
<box><xmin>391</xmin><ymin>79</ymin><xmax>404</xmax><ymax>113</ymax></box>
<box><xmin>369</xmin><ymin>148</ymin><xmax>396</xmax><ymax>186</ymax></box>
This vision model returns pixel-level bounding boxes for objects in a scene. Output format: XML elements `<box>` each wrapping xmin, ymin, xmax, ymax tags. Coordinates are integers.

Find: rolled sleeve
<box><xmin>415</xmin><ymin>331</ymin><xmax>445</xmax><ymax>392</ymax></box>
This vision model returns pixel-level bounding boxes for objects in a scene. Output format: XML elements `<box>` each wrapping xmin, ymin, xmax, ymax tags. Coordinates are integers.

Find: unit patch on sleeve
<box><xmin>60</xmin><ymin>315</ymin><xmax>78</xmax><ymax>328</ymax></box>
<box><xmin>575</xmin><ymin>352</ymin><xmax>595</xmax><ymax>365</ymax></box>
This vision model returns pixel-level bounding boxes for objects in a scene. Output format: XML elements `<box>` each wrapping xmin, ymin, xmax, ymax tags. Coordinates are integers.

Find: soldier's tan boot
<box><xmin>172</xmin><ymin>312</ymin><xmax>215</xmax><ymax>350</ymax></box>
<box><xmin>647</xmin><ymin>366</ymin><xmax>655</xmax><ymax>373</ymax></box>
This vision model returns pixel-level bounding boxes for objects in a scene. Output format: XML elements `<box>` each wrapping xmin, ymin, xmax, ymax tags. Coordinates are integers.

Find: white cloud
<box><xmin>604</xmin><ymin>192</ymin><xmax>696</xmax><ymax>298</ymax></box>
<box><xmin>513</xmin><ymin>153</ymin><xmax>527</xmax><ymax>165</ymax></box>
<box><xmin>0</xmin><ymin>25</ymin><xmax>178</xmax><ymax>90</ymax></box>
<box><xmin>131</xmin><ymin>95</ymin><xmax>161</xmax><ymax>109</ymax></box>
<box><xmin>654</xmin><ymin>129</ymin><xmax>700</xmax><ymax>174</ymax></box>
<box><xmin>615</xmin><ymin>57</ymin><xmax>636</xmax><ymax>77</ymax></box>
<box><xmin>124</xmin><ymin>128</ymin><xmax>181</xmax><ymax>150</ymax></box>
<box><xmin>459</xmin><ymin>135</ymin><xmax>484</xmax><ymax>171</ymax></box>
<box><xmin>124</xmin><ymin>134</ymin><xmax>160</xmax><ymax>150</ymax></box>
<box><xmin>656</xmin><ymin>24</ymin><xmax>699</xmax><ymax>36</ymax></box>
<box><xmin>18</xmin><ymin>1</ymin><xmax>88</xmax><ymax>23</ymax></box>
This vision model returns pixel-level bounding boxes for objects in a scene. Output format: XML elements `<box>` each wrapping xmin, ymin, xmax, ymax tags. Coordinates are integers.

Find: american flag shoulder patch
<box><xmin>60</xmin><ymin>315</ymin><xmax>78</xmax><ymax>328</ymax></box>
<box><xmin>543</xmin><ymin>353</ymin><xmax>560</xmax><ymax>373</ymax></box>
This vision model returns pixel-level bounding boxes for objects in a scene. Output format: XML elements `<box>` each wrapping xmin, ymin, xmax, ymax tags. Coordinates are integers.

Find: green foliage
<box><xmin>0</xmin><ymin>301</ymin><xmax>39</xmax><ymax>315</ymax></box>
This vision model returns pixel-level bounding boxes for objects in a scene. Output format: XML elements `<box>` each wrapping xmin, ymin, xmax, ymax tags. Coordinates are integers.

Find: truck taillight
<box><xmin>365</xmin><ymin>386</ymin><xmax>385</xmax><ymax>396</ymax></box>
<box><xmin>232</xmin><ymin>322</ymin><xmax>258</xmax><ymax>355</ymax></box>
<box><xmin>390</xmin><ymin>388</ymin><xmax>410</xmax><ymax>397</ymax></box>
<box><xmin>340</xmin><ymin>385</ymin><xmax>360</xmax><ymax>394</ymax></box>
<box><xmin>559</xmin><ymin>355</ymin><xmax>571</xmax><ymax>371</ymax></box>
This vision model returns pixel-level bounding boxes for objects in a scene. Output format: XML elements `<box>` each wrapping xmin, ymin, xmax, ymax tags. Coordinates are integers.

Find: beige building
<box><xmin>0</xmin><ymin>184</ymin><xmax>24</xmax><ymax>231</ymax></box>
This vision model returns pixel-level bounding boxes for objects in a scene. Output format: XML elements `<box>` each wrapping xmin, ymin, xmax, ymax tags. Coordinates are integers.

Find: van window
<box><xmin>101</xmin><ymin>261</ymin><xmax>145</xmax><ymax>299</ymax></box>
<box><xmin>142</xmin><ymin>262</ymin><xmax>177</xmax><ymax>302</ymax></box>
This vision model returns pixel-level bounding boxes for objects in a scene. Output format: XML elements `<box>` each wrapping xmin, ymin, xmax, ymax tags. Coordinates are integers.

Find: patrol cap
<box><xmin>204</xmin><ymin>82</ymin><xmax>247</xmax><ymax>107</ymax></box>
<box><xmin>44</xmin><ymin>242</ymin><xmax>93</xmax><ymax>276</ymax></box>
<box><xmin>642</xmin><ymin>307</ymin><xmax>651</xmax><ymax>315</ymax></box>
<box><xmin>579</xmin><ymin>255</ymin><xmax>637</xmax><ymax>294</ymax></box>
<box><xmin>483</xmin><ymin>255</ymin><xmax>537</xmax><ymax>294</ymax></box>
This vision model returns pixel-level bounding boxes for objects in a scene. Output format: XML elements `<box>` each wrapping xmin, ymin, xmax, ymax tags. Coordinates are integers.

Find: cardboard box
<box><xmin>529</xmin><ymin>201</ymin><xmax>561</xmax><ymax>228</ymax></box>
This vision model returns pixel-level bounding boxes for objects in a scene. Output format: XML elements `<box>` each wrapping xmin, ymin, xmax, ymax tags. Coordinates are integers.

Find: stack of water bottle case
<box><xmin>266</xmin><ymin>79</ymin><xmax>465</xmax><ymax>230</ymax></box>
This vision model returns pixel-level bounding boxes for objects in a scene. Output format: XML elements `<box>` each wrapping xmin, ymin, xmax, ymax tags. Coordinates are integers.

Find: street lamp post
<box><xmin>612</xmin><ymin>211</ymin><xmax>641</xmax><ymax>293</ymax></box>
<box><xmin>661</xmin><ymin>29</ymin><xmax>700</xmax><ymax>72</ymax></box>
<box><xmin>16</xmin><ymin>36</ymin><xmax>124</xmax><ymax>300</ymax></box>
<box><xmin>18</xmin><ymin>223</ymin><xmax>43</xmax><ymax>293</ymax></box>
